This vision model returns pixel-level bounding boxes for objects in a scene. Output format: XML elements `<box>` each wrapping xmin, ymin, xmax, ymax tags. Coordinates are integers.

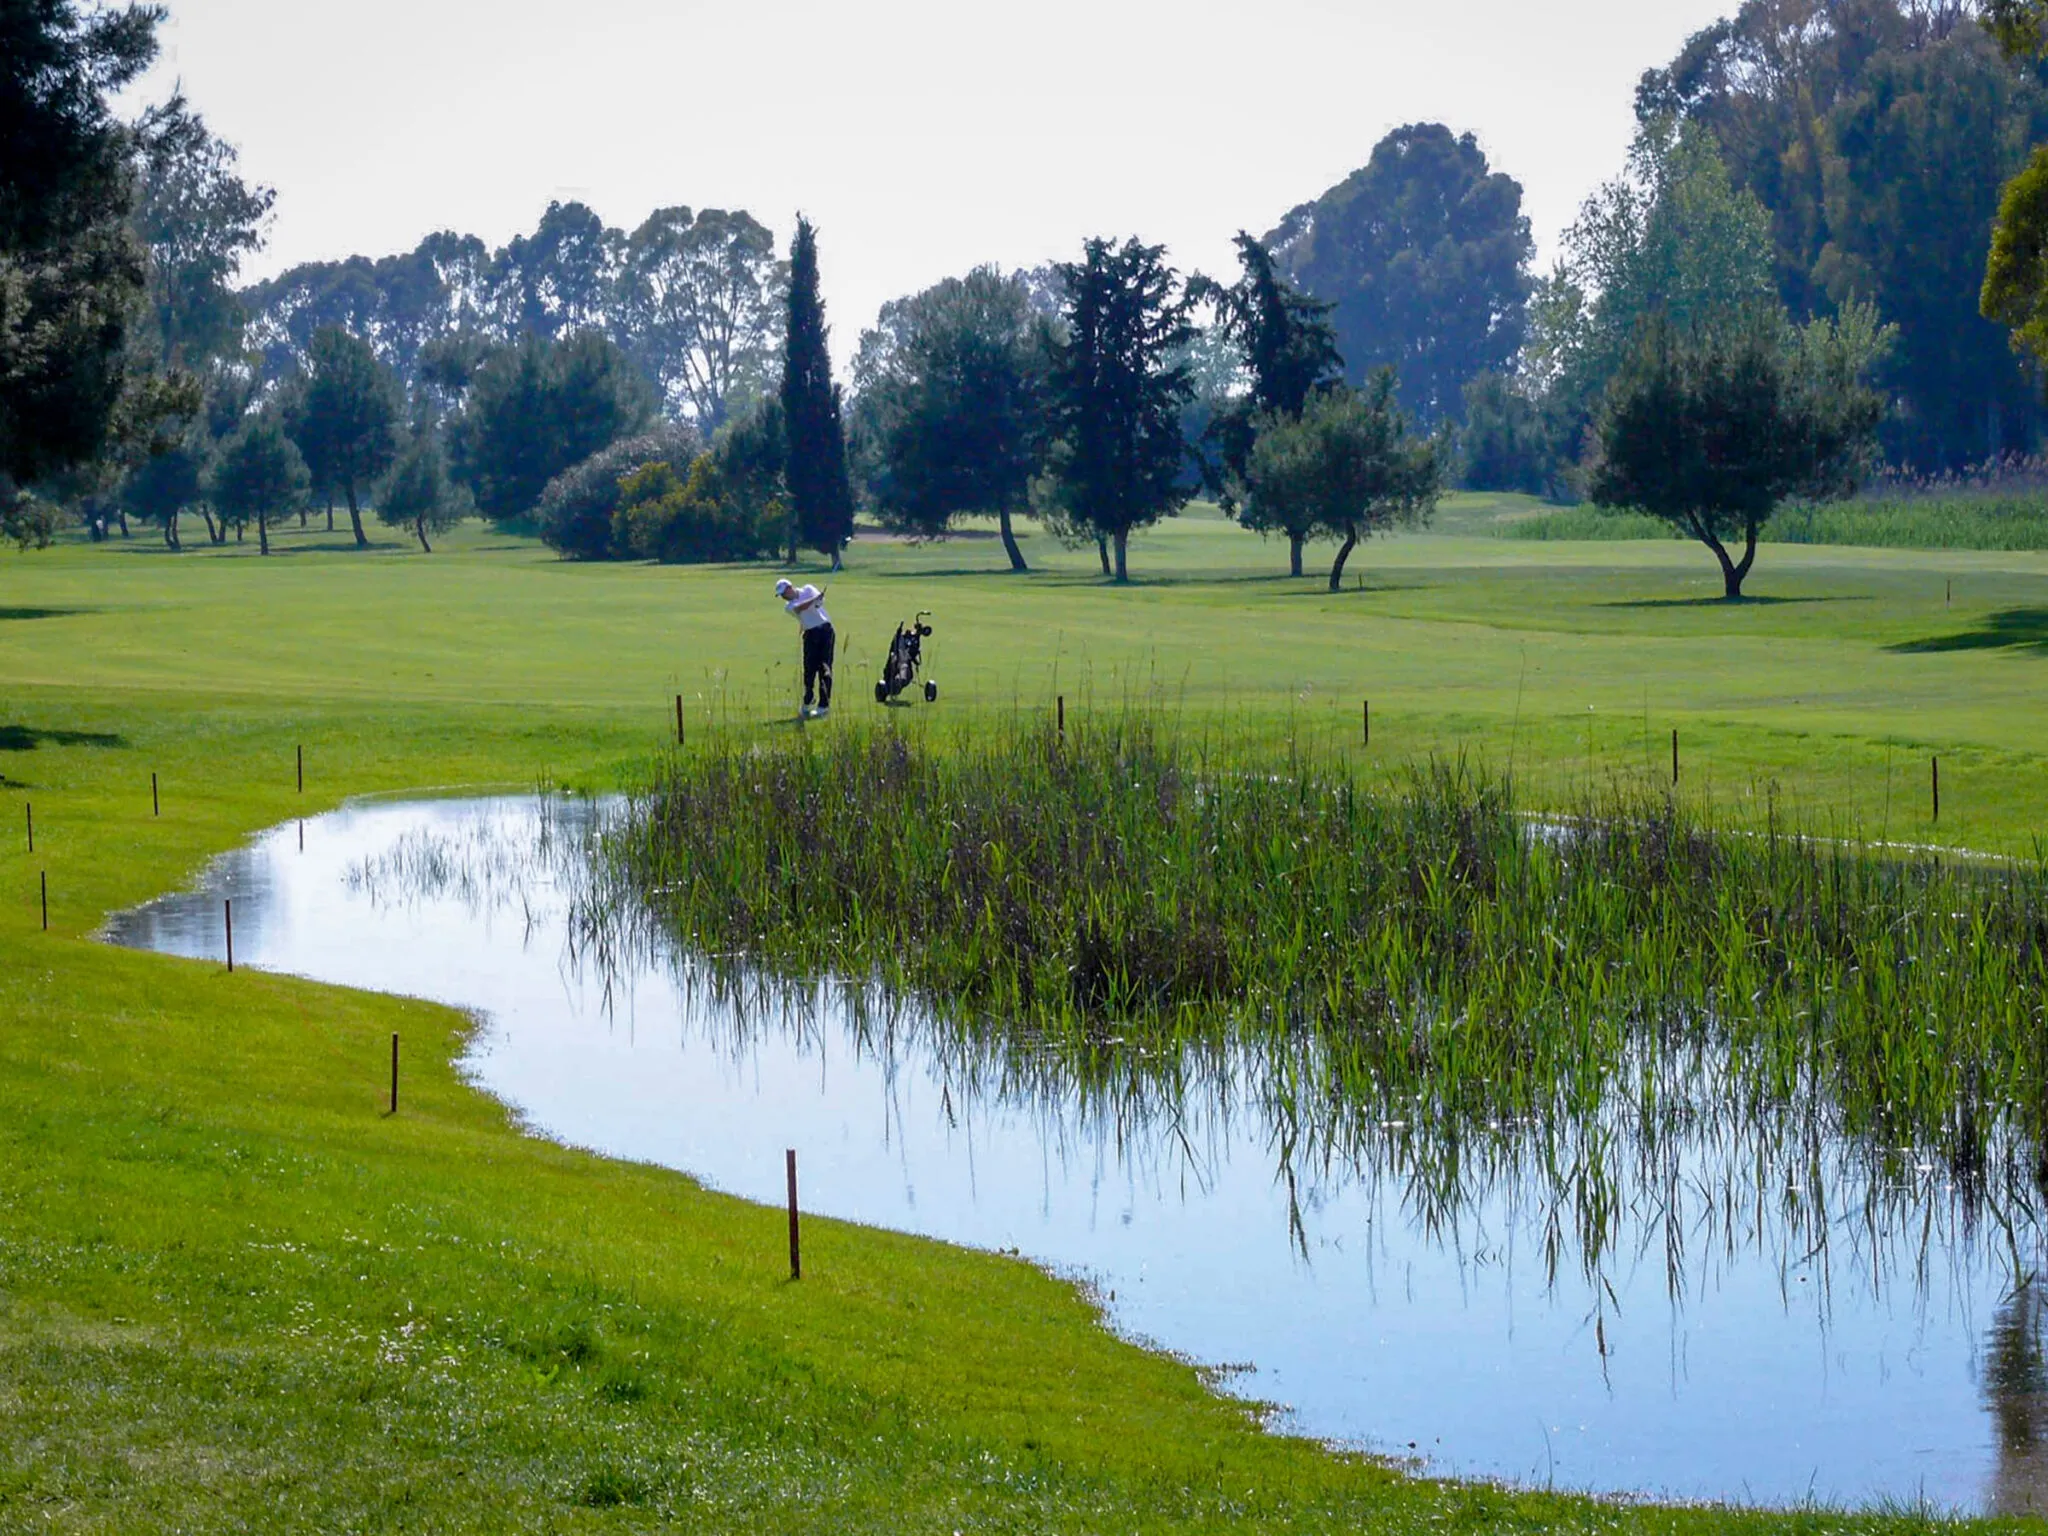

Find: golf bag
<box><xmin>875</xmin><ymin>611</ymin><xmax>938</xmax><ymax>704</ymax></box>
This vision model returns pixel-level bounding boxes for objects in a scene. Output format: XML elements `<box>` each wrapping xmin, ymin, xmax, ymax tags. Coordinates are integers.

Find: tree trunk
<box><xmin>998</xmin><ymin>505</ymin><xmax>1028</xmax><ymax>572</ymax></box>
<box><xmin>1328</xmin><ymin>525</ymin><xmax>1360</xmax><ymax>592</ymax></box>
<box><xmin>164</xmin><ymin>511</ymin><xmax>180</xmax><ymax>550</ymax></box>
<box><xmin>345</xmin><ymin>481</ymin><xmax>368</xmax><ymax>549</ymax></box>
<box><xmin>1289</xmin><ymin>529</ymin><xmax>1305</xmax><ymax>578</ymax></box>
<box><xmin>116</xmin><ymin>510</ymin><xmax>130</xmax><ymax>538</ymax></box>
<box><xmin>298</xmin><ymin>505</ymin><xmax>307</xmax><ymax>529</ymax></box>
<box><xmin>1112</xmin><ymin>529</ymin><xmax>1129</xmax><ymax>583</ymax></box>
<box><xmin>829</xmin><ymin>543</ymin><xmax>843</xmax><ymax>572</ymax></box>
<box><xmin>415</xmin><ymin>515</ymin><xmax>432</xmax><ymax>554</ymax></box>
<box><xmin>201</xmin><ymin>507</ymin><xmax>221</xmax><ymax>544</ymax></box>
<box><xmin>1096</xmin><ymin>536</ymin><xmax>1111</xmax><ymax>577</ymax></box>
<box><xmin>257</xmin><ymin>511</ymin><xmax>269</xmax><ymax>556</ymax></box>
<box><xmin>234</xmin><ymin>520</ymin><xmax>243</xmax><ymax>543</ymax></box>
<box><xmin>1690</xmin><ymin>514</ymin><xmax>1758</xmax><ymax>600</ymax></box>
<box><xmin>325</xmin><ymin>493</ymin><xmax>335</xmax><ymax>533</ymax></box>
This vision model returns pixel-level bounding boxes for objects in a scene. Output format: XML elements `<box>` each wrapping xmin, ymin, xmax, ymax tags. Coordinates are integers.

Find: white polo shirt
<box><xmin>785</xmin><ymin>585</ymin><xmax>831</xmax><ymax>631</ymax></box>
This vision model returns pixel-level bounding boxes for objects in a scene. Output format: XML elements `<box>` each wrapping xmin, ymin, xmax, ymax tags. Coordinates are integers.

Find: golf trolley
<box><xmin>875</xmin><ymin>611</ymin><xmax>939</xmax><ymax>705</ymax></box>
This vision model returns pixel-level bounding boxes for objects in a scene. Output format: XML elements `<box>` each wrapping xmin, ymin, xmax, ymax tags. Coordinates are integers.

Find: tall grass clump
<box><xmin>603</xmin><ymin>716</ymin><xmax>2048</xmax><ymax>1188</ymax></box>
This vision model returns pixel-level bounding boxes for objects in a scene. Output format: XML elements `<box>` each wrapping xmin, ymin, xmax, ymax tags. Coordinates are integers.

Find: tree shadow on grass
<box><xmin>1596</xmin><ymin>594</ymin><xmax>1867</xmax><ymax>610</ymax></box>
<box><xmin>1888</xmin><ymin>608</ymin><xmax>2048</xmax><ymax>656</ymax></box>
<box><xmin>0</xmin><ymin>724</ymin><xmax>127</xmax><ymax>752</ymax></box>
<box><xmin>0</xmin><ymin>606</ymin><xmax>88</xmax><ymax>621</ymax></box>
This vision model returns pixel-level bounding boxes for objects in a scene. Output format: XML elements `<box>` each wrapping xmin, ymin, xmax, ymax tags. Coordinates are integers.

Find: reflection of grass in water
<box><xmin>586</xmin><ymin>714</ymin><xmax>2048</xmax><ymax>1295</ymax></box>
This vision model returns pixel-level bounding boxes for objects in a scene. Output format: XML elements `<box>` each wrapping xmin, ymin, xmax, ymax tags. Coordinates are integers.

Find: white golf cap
<box><xmin>774</xmin><ymin>578</ymin><xmax>793</xmax><ymax>595</ymax></box>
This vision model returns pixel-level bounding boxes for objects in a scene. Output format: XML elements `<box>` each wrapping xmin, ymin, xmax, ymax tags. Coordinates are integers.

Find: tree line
<box><xmin>3</xmin><ymin>0</ymin><xmax>2043</xmax><ymax>600</ymax></box>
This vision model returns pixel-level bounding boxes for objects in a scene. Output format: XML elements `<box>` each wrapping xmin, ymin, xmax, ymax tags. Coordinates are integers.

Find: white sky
<box><xmin>132</xmin><ymin>0</ymin><xmax>1734</xmax><ymax>356</ymax></box>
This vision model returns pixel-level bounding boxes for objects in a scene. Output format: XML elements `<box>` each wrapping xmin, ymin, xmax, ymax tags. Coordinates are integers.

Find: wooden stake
<box><xmin>1672</xmin><ymin>728</ymin><xmax>1679</xmax><ymax>786</ymax></box>
<box><xmin>786</xmin><ymin>1148</ymin><xmax>802</xmax><ymax>1281</ymax></box>
<box><xmin>224</xmin><ymin>898</ymin><xmax>234</xmax><ymax>972</ymax></box>
<box><xmin>296</xmin><ymin>744</ymin><xmax>303</xmax><ymax>794</ymax></box>
<box><xmin>298</xmin><ymin>820</ymin><xmax>304</xmax><ymax>852</ymax></box>
<box><xmin>390</xmin><ymin>1033</ymin><xmax>400</xmax><ymax>1114</ymax></box>
<box><xmin>152</xmin><ymin>772</ymin><xmax>159</xmax><ymax>817</ymax></box>
<box><xmin>1946</xmin><ymin>578</ymin><xmax>1952</xmax><ymax>608</ymax></box>
<box><xmin>40</xmin><ymin>870</ymin><xmax>47</xmax><ymax>932</ymax></box>
<box><xmin>1057</xmin><ymin>696</ymin><xmax>1065</xmax><ymax>736</ymax></box>
<box><xmin>24</xmin><ymin>801</ymin><xmax>32</xmax><ymax>854</ymax></box>
<box><xmin>676</xmin><ymin>693</ymin><xmax>685</xmax><ymax>746</ymax></box>
<box><xmin>1932</xmin><ymin>755</ymin><xmax>1940</xmax><ymax>825</ymax></box>
<box><xmin>1363</xmin><ymin>700</ymin><xmax>1370</xmax><ymax>748</ymax></box>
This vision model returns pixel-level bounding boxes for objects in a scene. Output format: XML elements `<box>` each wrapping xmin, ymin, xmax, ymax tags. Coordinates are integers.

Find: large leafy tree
<box><xmin>0</xmin><ymin>0</ymin><xmax>161</xmax><ymax>521</ymax></box>
<box><xmin>488</xmin><ymin>200</ymin><xmax>620</xmax><ymax>342</ymax></box>
<box><xmin>207</xmin><ymin>411</ymin><xmax>307</xmax><ymax>556</ymax></box>
<box><xmin>618</xmin><ymin>206</ymin><xmax>786</xmax><ymax>431</ymax></box>
<box><xmin>129</xmin><ymin>93</ymin><xmax>272</xmax><ymax>369</ymax></box>
<box><xmin>779</xmin><ymin>216</ymin><xmax>854</xmax><ymax>567</ymax></box>
<box><xmin>1646</xmin><ymin>2</ymin><xmax>2048</xmax><ymax>468</ymax></box>
<box><xmin>1527</xmin><ymin>120</ymin><xmax>1782</xmax><ymax>478</ymax></box>
<box><xmin>453</xmin><ymin>329</ymin><xmax>653</xmax><ymax>527</ymax></box>
<box><xmin>1238</xmin><ymin>374</ymin><xmax>1442</xmax><ymax>592</ymax></box>
<box><xmin>1265</xmin><ymin>124</ymin><xmax>1532</xmax><ymax>424</ymax></box>
<box><xmin>1190</xmin><ymin>233</ymin><xmax>1344</xmax><ymax>573</ymax></box>
<box><xmin>851</xmin><ymin>266</ymin><xmax>1049</xmax><ymax>572</ymax></box>
<box><xmin>294</xmin><ymin>326</ymin><xmax>401</xmax><ymax>548</ymax></box>
<box><xmin>1590</xmin><ymin>312</ymin><xmax>1883</xmax><ymax>599</ymax></box>
<box><xmin>1042</xmin><ymin>237</ymin><xmax>1196</xmax><ymax>583</ymax></box>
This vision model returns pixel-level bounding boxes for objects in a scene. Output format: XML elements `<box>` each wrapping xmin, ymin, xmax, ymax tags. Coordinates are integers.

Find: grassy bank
<box><xmin>5</xmin><ymin>519</ymin><xmax>2048</xmax><ymax>1528</ymax></box>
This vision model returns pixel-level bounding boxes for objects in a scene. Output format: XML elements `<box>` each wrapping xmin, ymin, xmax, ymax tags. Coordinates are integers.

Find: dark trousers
<box><xmin>802</xmin><ymin>622</ymin><xmax>835</xmax><ymax>708</ymax></box>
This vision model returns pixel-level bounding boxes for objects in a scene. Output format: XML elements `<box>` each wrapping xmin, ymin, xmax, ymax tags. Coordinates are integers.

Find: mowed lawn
<box><xmin>2</xmin><ymin>505</ymin><xmax>2046</xmax><ymax>1533</ymax></box>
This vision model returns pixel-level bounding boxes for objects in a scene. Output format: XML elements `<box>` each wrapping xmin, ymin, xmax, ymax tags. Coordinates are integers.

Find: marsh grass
<box><xmin>604</xmin><ymin>714</ymin><xmax>2048</xmax><ymax>1206</ymax></box>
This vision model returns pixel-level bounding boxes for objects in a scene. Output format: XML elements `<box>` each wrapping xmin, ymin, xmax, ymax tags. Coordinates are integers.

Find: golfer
<box><xmin>775</xmin><ymin>578</ymin><xmax>835</xmax><ymax>717</ymax></box>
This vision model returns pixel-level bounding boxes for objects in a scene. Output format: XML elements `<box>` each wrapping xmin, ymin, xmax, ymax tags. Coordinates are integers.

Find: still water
<box><xmin>104</xmin><ymin>795</ymin><xmax>2048</xmax><ymax>1516</ymax></box>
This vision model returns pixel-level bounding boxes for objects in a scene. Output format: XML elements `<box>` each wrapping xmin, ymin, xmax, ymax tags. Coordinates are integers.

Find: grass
<box><xmin>6</xmin><ymin>510</ymin><xmax>2048</xmax><ymax>1528</ymax></box>
<box><xmin>1503</xmin><ymin>491</ymin><xmax>2048</xmax><ymax>553</ymax></box>
<box><xmin>613</xmin><ymin>718</ymin><xmax>2048</xmax><ymax>1198</ymax></box>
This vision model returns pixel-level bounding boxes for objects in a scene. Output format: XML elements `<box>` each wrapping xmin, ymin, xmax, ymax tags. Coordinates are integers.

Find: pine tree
<box><xmin>780</xmin><ymin>217</ymin><xmax>854</xmax><ymax>568</ymax></box>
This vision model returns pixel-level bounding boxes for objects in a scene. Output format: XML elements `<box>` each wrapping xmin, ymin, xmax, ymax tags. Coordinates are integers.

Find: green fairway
<box><xmin>2</xmin><ymin>511</ymin><xmax>2045</xmax><ymax>1531</ymax></box>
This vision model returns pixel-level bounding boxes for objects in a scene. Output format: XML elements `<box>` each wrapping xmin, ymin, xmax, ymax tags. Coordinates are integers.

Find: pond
<box><xmin>104</xmin><ymin>795</ymin><xmax>2048</xmax><ymax>1517</ymax></box>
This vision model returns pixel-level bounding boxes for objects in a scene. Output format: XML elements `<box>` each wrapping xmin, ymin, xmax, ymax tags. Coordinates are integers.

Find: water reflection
<box><xmin>104</xmin><ymin>796</ymin><xmax>2046</xmax><ymax>1514</ymax></box>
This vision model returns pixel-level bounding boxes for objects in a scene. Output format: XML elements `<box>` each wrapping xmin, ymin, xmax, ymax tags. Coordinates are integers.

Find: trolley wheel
<box><xmin>924</xmin><ymin>680</ymin><xmax>939</xmax><ymax>703</ymax></box>
<box><xmin>874</xmin><ymin>680</ymin><xmax>889</xmax><ymax>704</ymax></box>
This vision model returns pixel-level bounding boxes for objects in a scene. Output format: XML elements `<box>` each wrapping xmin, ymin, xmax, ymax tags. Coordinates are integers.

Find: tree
<box><xmin>487</xmin><ymin>200</ymin><xmax>619</xmax><ymax>342</ymax></box>
<box><xmin>129</xmin><ymin>93</ymin><xmax>272</xmax><ymax>369</ymax></box>
<box><xmin>208</xmin><ymin>412</ymin><xmax>308</xmax><ymax>556</ymax></box>
<box><xmin>1458</xmin><ymin>372</ymin><xmax>1555</xmax><ymax>496</ymax></box>
<box><xmin>377</xmin><ymin>434</ymin><xmax>469</xmax><ymax>553</ymax></box>
<box><xmin>295</xmin><ymin>327</ymin><xmax>401</xmax><ymax>547</ymax></box>
<box><xmin>1527</xmin><ymin>119</ymin><xmax>1781</xmax><ymax>482</ymax></box>
<box><xmin>1238</xmin><ymin>374</ymin><xmax>1442</xmax><ymax>592</ymax></box>
<box><xmin>851</xmin><ymin>266</ymin><xmax>1049</xmax><ymax>572</ymax></box>
<box><xmin>453</xmin><ymin>329</ymin><xmax>653</xmax><ymax>527</ymax></box>
<box><xmin>1265</xmin><ymin>125</ymin><xmax>1532</xmax><ymax>423</ymax></box>
<box><xmin>0</xmin><ymin>0</ymin><xmax>161</xmax><ymax>496</ymax></box>
<box><xmin>618</xmin><ymin>206</ymin><xmax>786</xmax><ymax>430</ymax></box>
<box><xmin>1590</xmin><ymin>313</ymin><xmax>1883</xmax><ymax>599</ymax></box>
<box><xmin>535</xmin><ymin>421</ymin><xmax>700</xmax><ymax>559</ymax></box>
<box><xmin>779</xmin><ymin>216</ymin><xmax>854</xmax><ymax>567</ymax></box>
<box><xmin>610</xmin><ymin>454</ymin><xmax>783</xmax><ymax>564</ymax></box>
<box><xmin>119</xmin><ymin>430</ymin><xmax>203</xmax><ymax>547</ymax></box>
<box><xmin>1646</xmin><ymin>3</ymin><xmax>2048</xmax><ymax>469</ymax></box>
<box><xmin>1042</xmin><ymin>237</ymin><xmax>1196</xmax><ymax>583</ymax></box>
<box><xmin>1191</xmin><ymin>233</ymin><xmax>1344</xmax><ymax>573</ymax></box>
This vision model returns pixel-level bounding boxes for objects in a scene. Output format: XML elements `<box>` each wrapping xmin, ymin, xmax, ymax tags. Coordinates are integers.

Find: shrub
<box><xmin>611</xmin><ymin>454</ymin><xmax>783</xmax><ymax>564</ymax></box>
<box><xmin>535</xmin><ymin>423</ymin><xmax>700</xmax><ymax>560</ymax></box>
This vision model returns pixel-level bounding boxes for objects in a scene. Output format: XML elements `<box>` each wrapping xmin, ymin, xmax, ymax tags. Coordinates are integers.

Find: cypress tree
<box><xmin>780</xmin><ymin>216</ymin><xmax>854</xmax><ymax>568</ymax></box>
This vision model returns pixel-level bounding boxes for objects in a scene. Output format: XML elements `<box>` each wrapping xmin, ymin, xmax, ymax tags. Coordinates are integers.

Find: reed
<box><xmin>601</xmin><ymin>714</ymin><xmax>2048</xmax><ymax>1195</ymax></box>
